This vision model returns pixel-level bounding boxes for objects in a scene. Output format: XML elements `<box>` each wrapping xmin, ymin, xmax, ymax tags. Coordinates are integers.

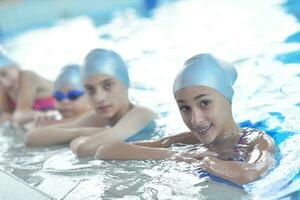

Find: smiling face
<box><xmin>54</xmin><ymin>87</ymin><xmax>90</xmax><ymax>118</ymax></box>
<box><xmin>83</xmin><ymin>74</ymin><xmax>130</xmax><ymax>120</ymax></box>
<box><xmin>175</xmin><ymin>85</ymin><xmax>236</xmax><ymax>145</ymax></box>
<box><xmin>0</xmin><ymin>66</ymin><xmax>19</xmax><ymax>89</ymax></box>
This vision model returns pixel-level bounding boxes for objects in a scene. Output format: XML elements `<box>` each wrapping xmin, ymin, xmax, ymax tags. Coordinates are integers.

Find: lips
<box><xmin>194</xmin><ymin>124</ymin><xmax>212</xmax><ymax>136</ymax></box>
<box><xmin>97</xmin><ymin>105</ymin><xmax>111</xmax><ymax>112</ymax></box>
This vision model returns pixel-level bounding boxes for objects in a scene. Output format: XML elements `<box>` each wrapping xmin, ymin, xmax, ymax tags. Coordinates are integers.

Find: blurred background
<box><xmin>0</xmin><ymin>0</ymin><xmax>161</xmax><ymax>38</ymax></box>
<box><xmin>0</xmin><ymin>0</ymin><xmax>172</xmax><ymax>81</ymax></box>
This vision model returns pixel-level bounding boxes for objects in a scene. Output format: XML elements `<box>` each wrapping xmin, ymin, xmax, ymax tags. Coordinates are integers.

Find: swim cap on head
<box><xmin>54</xmin><ymin>64</ymin><xmax>84</xmax><ymax>91</ymax></box>
<box><xmin>83</xmin><ymin>49</ymin><xmax>130</xmax><ymax>87</ymax></box>
<box><xmin>0</xmin><ymin>49</ymin><xmax>15</xmax><ymax>69</ymax></box>
<box><xmin>173</xmin><ymin>54</ymin><xmax>237</xmax><ymax>102</ymax></box>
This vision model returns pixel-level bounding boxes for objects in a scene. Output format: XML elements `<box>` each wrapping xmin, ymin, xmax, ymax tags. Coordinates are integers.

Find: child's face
<box><xmin>83</xmin><ymin>74</ymin><xmax>129</xmax><ymax>119</ymax></box>
<box><xmin>175</xmin><ymin>85</ymin><xmax>232</xmax><ymax>145</ymax></box>
<box><xmin>54</xmin><ymin>87</ymin><xmax>89</xmax><ymax>118</ymax></box>
<box><xmin>0</xmin><ymin>66</ymin><xmax>19</xmax><ymax>89</ymax></box>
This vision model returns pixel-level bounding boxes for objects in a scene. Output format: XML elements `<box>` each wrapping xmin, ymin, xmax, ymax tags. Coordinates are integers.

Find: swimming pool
<box><xmin>1</xmin><ymin>0</ymin><xmax>300</xmax><ymax>199</ymax></box>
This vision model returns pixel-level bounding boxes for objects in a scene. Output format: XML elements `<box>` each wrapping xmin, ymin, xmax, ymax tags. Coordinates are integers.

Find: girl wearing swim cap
<box><xmin>26</xmin><ymin>49</ymin><xmax>156</xmax><ymax>158</ymax></box>
<box><xmin>29</xmin><ymin>64</ymin><xmax>91</xmax><ymax>128</ymax></box>
<box><xmin>0</xmin><ymin>48</ymin><xmax>55</xmax><ymax>124</ymax></box>
<box><xmin>94</xmin><ymin>54</ymin><xmax>275</xmax><ymax>185</ymax></box>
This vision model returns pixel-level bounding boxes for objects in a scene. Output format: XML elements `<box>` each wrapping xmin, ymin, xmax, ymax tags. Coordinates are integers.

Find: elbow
<box><xmin>95</xmin><ymin>144</ymin><xmax>116</xmax><ymax>160</ymax></box>
<box><xmin>24</xmin><ymin>137</ymin><xmax>33</xmax><ymax>147</ymax></box>
<box><xmin>25</xmin><ymin>132</ymin><xmax>38</xmax><ymax>147</ymax></box>
<box><xmin>236</xmin><ymin>171</ymin><xmax>259</xmax><ymax>185</ymax></box>
<box><xmin>74</xmin><ymin>143</ymin><xmax>92</xmax><ymax>158</ymax></box>
<box><xmin>12</xmin><ymin>112</ymin><xmax>27</xmax><ymax>125</ymax></box>
<box><xmin>12</xmin><ymin>114</ymin><xmax>21</xmax><ymax>124</ymax></box>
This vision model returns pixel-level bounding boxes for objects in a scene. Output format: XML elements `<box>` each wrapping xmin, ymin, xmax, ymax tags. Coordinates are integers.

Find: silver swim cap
<box><xmin>83</xmin><ymin>49</ymin><xmax>130</xmax><ymax>87</ymax></box>
<box><xmin>173</xmin><ymin>54</ymin><xmax>237</xmax><ymax>102</ymax></box>
<box><xmin>54</xmin><ymin>64</ymin><xmax>84</xmax><ymax>91</ymax></box>
<box><xmin>0</xmin><ymin>49</ymin><xmax>15</xmax><ymax>69</ymax></box>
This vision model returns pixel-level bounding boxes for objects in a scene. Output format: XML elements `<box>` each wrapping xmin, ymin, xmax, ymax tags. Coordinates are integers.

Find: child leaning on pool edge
<box><xmin>0</xmin><ymin>47</ymin><xmax>54</xmax><ymax>125</ymax></box>
<box><xmin>29</xmin><ymin>64</ymin><xmax>91</xmax><ymax>128</ymax></box>
<box><xmin>95</xmin><ymin>53</ymin><xmax>275</xmax><ymax>185</ymax></box>
<box><xmin>25</xmin><ymin>48</ymin><xmax>157</xmax><ymax>158</ymax></box>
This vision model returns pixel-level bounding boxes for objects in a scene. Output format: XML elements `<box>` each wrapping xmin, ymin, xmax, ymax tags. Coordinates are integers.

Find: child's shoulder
<box><xmin>241</xmin><ymin>127</ymin><xmax>265</xmax><ymax>138</ymax></box>
<box><xmin>21</xmin><ymin>70</ymin><xmax>51</xmax><ymax>85</ymax></box>
<box><xmin>20</xmin><ymin>70</ymin><xmax>38</xmax><ymax>80</ymax></box>
<box><xmin>241</xmin><ymin>127</ymin><xmax>274</xmax><ymax>149</ymax></box>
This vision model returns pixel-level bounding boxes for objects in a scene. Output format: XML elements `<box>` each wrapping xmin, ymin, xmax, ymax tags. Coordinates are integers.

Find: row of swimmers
<box><xmin>0</xmin><ymin>47</ymin><xmax>275</xmax><ymax>185</ymax></box>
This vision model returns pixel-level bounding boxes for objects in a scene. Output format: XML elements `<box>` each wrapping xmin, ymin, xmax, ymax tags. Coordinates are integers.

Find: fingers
<box><xmin>33</xmin><ymin>111</ymin><xmax>58</xmax><ymax>127</ymax></box>
<box><xmin>46</xmin><ymin>110</ymin><xmax>62</xmax><ymax>120</ymax></box>
<box><xmin>201</xmin><ymin>151</ymin><xmax>218</xmax><ymax>157</ymax></box>
<box><xmin>33</xmin><ymin>112</ymin><xmax>44</xmax><ymax>126</ymax></box>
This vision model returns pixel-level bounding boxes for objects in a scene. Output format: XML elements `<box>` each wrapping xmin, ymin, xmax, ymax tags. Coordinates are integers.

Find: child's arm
<box><xmin>0</xmin><ymin>86</ymin><xmax>13</xmax><ymax>123</ymax></box>
<box><xmin>25</xmin><ymin>111</ymin><xmax>102</xmax><ymax>147</ymax></box>
<box><xmin>70</xmin><ymin>106</ymin><xmax>156</xmax><ymax>157</ymax></box>
<box><xmin>0</xmin><ymin>112</ymin><xmax>12</xmax><ymax>123</ymax></box>
<box><xmin>95</xmin><ymin>141</ymin><xmax>174</xmax><ymax>160</ymax></box>
<box><xmin>201</xmin><ymin>133</ymin><xmax>275</xmax><ymax>184</ymax></box>
<box><xmin>134</xmin><ymin>131</ymin><xmax>199</xmax><ymax>148</ymax></box>
<box><xmin>94</xmin><ymin>132</ymin><xmax>202</xmax><ymax>160</ymax></box>
<box><xmin>12</xmin><ymin>71</ymin><xmax>40</xmax><ymax>124</ymax></box>
<box><xmin>95</xmin><ymin>139</ymin><xmax>216</xmax><ymax>160</ymax></box>
<box><xmin>95</xmin><ymin>132</ymin><xmax>274</xmax><ymax>185</ymax></box>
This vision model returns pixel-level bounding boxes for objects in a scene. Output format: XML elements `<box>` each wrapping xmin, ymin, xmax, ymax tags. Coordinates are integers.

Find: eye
<box><xmin>103</xmin><ymin>81</ymin><xmax>113</xmax><ymax>91</ymax></box>
<box><xmin>0</xmin><ymin>71</ymin><xmax>7</xmax><ymax>77</ymax></box>
<box><xmin>179</xmin><ymin>105</ymin><xmax>190</xmax><ymax>113</ymax></box>
<box><xmin>85</xmin><ymin>86</ymin><xmax>95</xmax><ymax>95</ymax></box>
<box><xmin>200</xmin><ymin>100</ymin><xmax>211</xmax><ymax>107</ymax></box>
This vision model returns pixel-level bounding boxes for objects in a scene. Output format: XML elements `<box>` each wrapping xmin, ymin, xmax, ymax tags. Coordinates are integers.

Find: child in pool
<box><xmin>0</xmin><ymin>48</ymin><xmax>54</xmax><ymax>124</ymax></box>
<box><xmin>31</xmin><ymin>64</ymin><xmax>91</xmax><ymax>127</ymax></box>
<box><xmin>95</xmin><ymin>54</ymin><xmax>275</xmax><ymax>185</ymax></box>
<box><xmin>25</xmin><ymin>49</ymin><xmax>157</xmax><ymax>158</ymax></box>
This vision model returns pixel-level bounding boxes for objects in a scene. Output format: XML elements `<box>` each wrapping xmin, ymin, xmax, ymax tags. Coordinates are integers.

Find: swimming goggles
<box><xmin>53</xmin><ymin>90</ymin><xmax>84</xmax><ymax>102</ymax></box>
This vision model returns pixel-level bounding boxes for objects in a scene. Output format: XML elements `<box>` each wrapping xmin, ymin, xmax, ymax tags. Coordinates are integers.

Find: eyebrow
<box><xmin>194</xmin><ymin>94</ymin><xmax>210</xmax><ymax>100</ymax></box>
<box><xmin>84</xmin><ymin>78</ymin><xmax>114</xmax><ymax>88</ymax></box>
<box><xmin>177</xmin><ymin>93</ymin><xmax>210</xmax><ymax>103</ymax></box>
<box><xmin>99</xmin><ymin>78</ymin><xmax>113</xmax><ymax>84</ymax></box>
<box><xmin>83</xmin><ymin>85</ymin><xmax>92</xmax><ymax>89</ymax></box>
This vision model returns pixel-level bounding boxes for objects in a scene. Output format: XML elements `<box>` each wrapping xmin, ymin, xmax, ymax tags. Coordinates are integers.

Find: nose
<box><xmin>60</xmin><ymin>98</ymin><xmax>71</xmax><ymax>104</ymax></box>
<box><xmin>94</xmin><ymin>89</ymin><xmax>108</xmax><ymax>104</ymax></box>
<box><xmin>191</xmin><ymin>108</ymin><xmax>205</xmax><ymax>127</ymax></box>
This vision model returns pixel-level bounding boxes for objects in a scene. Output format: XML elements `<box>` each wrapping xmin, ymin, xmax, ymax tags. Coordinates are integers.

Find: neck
<box><xmin>210</xmin><ymin>119</ymin><xmax>241</xmax><ymax>149</ymax></box>
<box><xmin>108</xmin><ymin>101</ymin><xmax>133</xmax><ymax>126</ymax></box>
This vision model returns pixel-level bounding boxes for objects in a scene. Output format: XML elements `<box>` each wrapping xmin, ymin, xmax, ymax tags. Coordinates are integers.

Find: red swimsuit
<box><xmin>10</xmin><ymin>96</ymin><xmax>55</xmax><ymax>111</ymax></box>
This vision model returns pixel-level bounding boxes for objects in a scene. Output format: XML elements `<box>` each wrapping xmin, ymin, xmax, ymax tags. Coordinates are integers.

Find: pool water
<box><xmin>1</xmin><ymin>0</ymin><xmax>300</xmax><ymax>199</ymax></box>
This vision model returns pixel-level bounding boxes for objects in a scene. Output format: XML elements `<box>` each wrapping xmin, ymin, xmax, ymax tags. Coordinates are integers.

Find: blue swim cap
<box><xmin>54</xmin><ymin>64</ymin><xmax>84</xmax><ymax>91</ymax></box>
<box><xmin>83</xmin><ymin>49</ymin><xmax>130</xmax><ymax>87</ymax></box>
<box><xmin>0</xmin><ymin>50</ymin><xmax>15</xmax><ymax>69</ymax></box>
<box><xmin>173</xmin><ymin>54</ymin><xmax>237</xmax><ymax>102</ymax></box>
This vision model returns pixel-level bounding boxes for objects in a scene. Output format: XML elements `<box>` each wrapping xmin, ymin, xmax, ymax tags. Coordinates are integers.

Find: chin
<box><xmin>96</xmin><ymin>109</ymin><xmax>114</xmax><ymax>118</ymax></box>
<box><xmin>195</xmin><ymin>132</ymin><xmax>216</xmax><ymax>145</ymax></box>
